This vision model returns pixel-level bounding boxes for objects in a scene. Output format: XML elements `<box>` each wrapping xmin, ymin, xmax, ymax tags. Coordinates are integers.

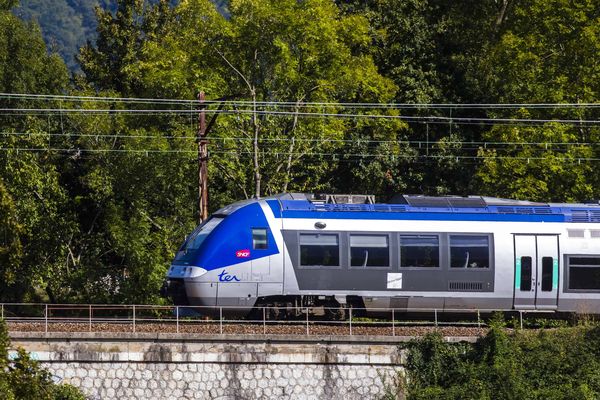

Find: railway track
<box><xmin>6</xmin><ymin>320</ymin><xmax>487</xmax><ymax>338</ymax></box>
<box><xmin>5</xmin><ymin>303</ymin><xmax>555</xmax><ymax>339</ymax></box>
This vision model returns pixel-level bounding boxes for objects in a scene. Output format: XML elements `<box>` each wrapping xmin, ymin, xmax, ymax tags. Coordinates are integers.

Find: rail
<box><xmin>0</xmin><ymin>303</ymin><xmax>550</xmax><ymax>336</ymax></box>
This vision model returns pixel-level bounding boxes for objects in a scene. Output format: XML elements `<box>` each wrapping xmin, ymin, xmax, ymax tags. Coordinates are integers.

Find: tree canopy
<box><xmin>0</xmin><ymin>0</ymin><xmax>599</xmax><ymax>303</ymax></box>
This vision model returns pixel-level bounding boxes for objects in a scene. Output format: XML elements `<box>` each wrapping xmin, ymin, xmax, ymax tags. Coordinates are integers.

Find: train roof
<box><xmin>263</xmin><ymin>193</ymin><xmax>600</xmax><ymax>223</ymax></box>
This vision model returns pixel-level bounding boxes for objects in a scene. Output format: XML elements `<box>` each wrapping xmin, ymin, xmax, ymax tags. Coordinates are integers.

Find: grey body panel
<box><xmin>282</xmin><ymin>230</ymin><xmax>495</xmax><ymax>293</ymax></box>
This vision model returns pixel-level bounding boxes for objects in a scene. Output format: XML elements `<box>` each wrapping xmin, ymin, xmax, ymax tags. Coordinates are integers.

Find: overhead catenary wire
<box><xmin>0</xmin><ymin>131</ymin><xmax>600</xmax><ymax>150</ymax></box>
<box><xmin>0</xmin><ymin>107</ymin><xmax>599</xmax><ymax>127</ymax></box>
<box><xmin>1</xmin><ymin>93</ymin><xmax>598</xmax><ymax>165</ymax></box>
<box><xmin>2</xmin><ymin>92</ymin><xmax>600</xmax><ymax>109</ymax></box>
<box><xmin>1</xmin><ymin>147</ymin><xmax>599</xmax><ymax>163</ymax></box>
<box><xmin>2</xmin><ymin>113</ymin><xmax>596</xmax><ymax>129</ymax></box>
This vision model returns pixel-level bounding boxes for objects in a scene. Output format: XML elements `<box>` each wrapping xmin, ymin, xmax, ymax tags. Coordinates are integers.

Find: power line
<box><xmin>3</xmin><ymin>112</ymin><xmax>596</xmax><ymax>129</ymax></box>
<box><xmin>1</xmin><ymin>147</ymin><xmax>599</xmax><ymax>162</ymax></box>
<box><xmin>2</xmin><ymin>131</ymin><xmax>598</xmax><ymax>151</ymax></box>
<box><xmin>2</xmin><ymin>93</ymin><xmax>600</xmax><ymax>109</ymax></box>
<box><xmin>1</xmin><ymin>107</ymin><xmax>599</xmax><ymax>126</ymax></box>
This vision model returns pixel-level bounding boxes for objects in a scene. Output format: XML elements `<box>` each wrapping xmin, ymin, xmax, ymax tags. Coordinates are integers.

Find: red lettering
<box><xmin>236</xmin><ymin>249</ymin><xmax>251</xmax><ymax>258</ymax></box>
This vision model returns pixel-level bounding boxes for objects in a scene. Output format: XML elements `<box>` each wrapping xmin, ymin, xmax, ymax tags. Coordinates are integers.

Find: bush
<box><xmin>396</xmin><ymin>319</ymin><xmax>600</xmax><ymax>400</ymax></box>
<box><xmin>0</xmin><ymin>319</ymin><xmax>85</xmax><ymax>400</ymax></box>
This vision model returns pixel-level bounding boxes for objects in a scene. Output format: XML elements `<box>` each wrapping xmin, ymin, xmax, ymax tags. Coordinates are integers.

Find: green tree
<box><xmin>0</xmin><ymin>319</ymin><xmax>85</xmax><ymax>399</ymax></box>
<box><xmin>336</xmin><ymin>0</ymin><xmax>514</xmax><ymax>196</ymax></box>
<box><xmin>474</xmin><ymin>0</ymin><xmax>600</xmax><ymax>201</ymax></box>
<box><xmin>123</xmin><ymin>0</ymin><xmax>402</xmax><ymax>199</ymax></box>
<box><xmin>402</xmin><ymin>324</ymin><xmax>600</xmax><ymax>400</ymax></box>
<box><xmin>79</xmin><ymin>0</ymin><xmax>174</xmax><ymax>95</ymax></box>
<box><xmin>0</xmin><ymin>4</ymin><xmax>77</xmax><ymax>302</ymax></box>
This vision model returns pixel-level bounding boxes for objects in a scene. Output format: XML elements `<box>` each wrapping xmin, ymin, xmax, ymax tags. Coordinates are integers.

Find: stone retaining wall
<box><xmin>8</xmin><ymin>333</ymin><xmax>426</xmax><ymax>400</ymax></box>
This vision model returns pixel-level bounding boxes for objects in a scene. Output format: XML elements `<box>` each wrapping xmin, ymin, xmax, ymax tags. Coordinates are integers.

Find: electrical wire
<box><xmin>2</xmin><ymin>92</ymin><xmax>600</xmax><ymax>109</ymax></box>
<box><xmin>0</xmin><ymin>107</ymin><xmax>599</xmax><ymax>127</ymax></box>
<box><xmin>2</xmin><ymin>132</ymin><xmax>598</xmax><ymax>154</ymax></box>
<box><xmin>1</xmin><ymin>146</ymin><xmax>599</xmax><ymax>162</ymax></box>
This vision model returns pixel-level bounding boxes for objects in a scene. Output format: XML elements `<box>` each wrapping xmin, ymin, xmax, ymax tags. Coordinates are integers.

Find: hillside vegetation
<box><xmin>392</xmin><ymin>319</ymin><xmax>600</xmax><ymax>400</ymax></box>
<box><xmin>12</xmin><ymin>0</ymin><xmax>228</xmax><ymax>70</ymax></box>
<box><xmin>0</xmin><ymin>319</ymin><xmax>85</xmax><ymax>399</ymax></box>
<box><xmin>0</xmin><ymin>0</ymin><xmax>599</xmax><ymax>304</ymax></box>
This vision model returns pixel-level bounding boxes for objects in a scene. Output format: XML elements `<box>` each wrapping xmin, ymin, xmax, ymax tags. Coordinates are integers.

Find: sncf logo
<box><xmin>236</xmin><ymin>249</ymin><xmax>251</xmax><ymax>258</ymax></box>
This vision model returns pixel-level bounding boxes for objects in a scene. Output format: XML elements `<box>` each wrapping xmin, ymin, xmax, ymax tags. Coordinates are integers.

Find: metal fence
<box><xmin>1</xmin><ymin>303</ymin><xmax>548</xmax><ymax>336</ymax></box>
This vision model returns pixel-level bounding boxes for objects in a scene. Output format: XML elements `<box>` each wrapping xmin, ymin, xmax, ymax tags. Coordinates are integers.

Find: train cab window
<box><xmin>252</xmin><ymin>228</ymin><xmax>268</xmax><ymax>249</ymax></box>
<box><xmin>400</xmin><ymin>235</ymin><xmax>439</xmax><ymax>268</ymax></box>
<box><xmin>568</xmin><ymin>256</ymin><xmax>600</xmax><ymax>291</ymax></box>
<box><xmin>350</xmin><ymin>234</ymin><xmax>389</xmax><ymax>267</ymax></box>
<box><xmin>300</xmin><ymin>233</ymin><xmax>340</xmax><ymax>267</ymax></box>
<box><xmin>449</xmin><ymin>235</ymin><xmax>490</xmax><ymax>268</ymax></box>
<box><xmin>174</xmin><ymin>217</ymin><xmax>224</xmax><ymax>262</ymax></box>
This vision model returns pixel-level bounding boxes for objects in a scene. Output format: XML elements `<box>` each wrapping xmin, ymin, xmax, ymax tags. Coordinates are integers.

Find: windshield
<box><xmin>174</xmin><ymin>217</ymin><xmax>223</xmax><ymax>262</ymax></box>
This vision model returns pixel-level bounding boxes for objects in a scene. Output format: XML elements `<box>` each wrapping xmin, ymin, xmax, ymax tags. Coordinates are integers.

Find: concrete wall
<box><xmin>8</xmin><ymin>333</ymin><xmax>423</xmax><ymax>400</ymax></box>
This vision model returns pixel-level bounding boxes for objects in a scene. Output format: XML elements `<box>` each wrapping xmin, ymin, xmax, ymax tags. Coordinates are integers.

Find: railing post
<box><xmin>176</xmin><ymin>306</ymin><xmax>179</xmax><ymax>334</ymax></box>
<box><xmin>132</xmin><ymin>305</ymin><xmax>136</xmax><ymax>333</ymax></box>
<box><xmin>89</xmin><ymin>305</ymin><xmax>92</xmax><ymax>332</ymax></box>
<box><xmin>519</xmin><ymin>311</ymin><xmax>523</xmax><ymax>330</ymax></box>
<box><xmin>45</xmin><ymin>304</ymin><xmax>48</xmax><ymax>334</ymax></box>
<box><xmin>392</xmin><ymin>309</ymin><xmax>395</xmax><ymax>337</ymax></box>
<box><xmin>349</xmin><ymin>308</ymin><xmax>353</xmax><ymax>336</ymax></box>
<box><xmin>306</xmin><ymin>307</ymin><xmax>309</xmax><ymax>336</ymax></box>
<box><xmin>263</xmin><ymin>307</ymin><xmax>266</xmax><ymax>335</ymax></box>
<box><xmin>477</xmin><ymin>310</ymin><xmax>481</xmax><ymax>329</ymax></box>
<box><xmin>434</xmin><ymin>309</ymin><xmax>438</xmax><ymax>327</ymax></box>
<box><xmin>1</xmin><ymin>304</ymin><xmax>3</xmax><ymax>320</ymax></box>
<box><xmin>219</xmin><ymin>307</ymin><xmax>223</xmax><ymax>335</ymax></box>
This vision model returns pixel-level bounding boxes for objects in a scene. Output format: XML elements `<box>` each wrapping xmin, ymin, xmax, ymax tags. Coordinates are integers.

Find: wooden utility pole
<box><xmin>197</xmin><ymin>91</ymin><xmax>208</xmax><ymax>223</ymax></box>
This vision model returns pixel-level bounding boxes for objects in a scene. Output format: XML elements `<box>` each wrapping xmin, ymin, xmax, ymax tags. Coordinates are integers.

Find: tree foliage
<box><xmin>1</xmin><ymin>0</ymin><xmax>600</xmax><ymax>304</ymax></box>
<box><xmin>0</xmin><ymin>319</ymin><xmax>85</xmax><ymax>399</ymax></box>
<box><xmin>473</xmin><ymin>0</ymin><xmax>600</xmax><ymax>201</ymax></box>
<box><xmin>401</xmin><ymin>322</ymin><xmax>600</xmax><ymax>400</ymax></box>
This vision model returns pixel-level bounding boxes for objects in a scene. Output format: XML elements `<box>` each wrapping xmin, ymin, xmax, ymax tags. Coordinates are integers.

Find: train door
<box><xmin>513</xmin><ymin>234</ymin><xmax>559</xmax><ymax>310</ymax></box>
<box><xmin>535</xmin><ymin>235</ymin><xmax>559</xmax><ymax>309</ymax></box>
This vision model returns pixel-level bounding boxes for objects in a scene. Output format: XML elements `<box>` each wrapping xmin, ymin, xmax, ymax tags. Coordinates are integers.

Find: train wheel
<box><xmin>323</xmin><ymin>300</ymin><xmax>346</xmax><ymax>321</ymax></box>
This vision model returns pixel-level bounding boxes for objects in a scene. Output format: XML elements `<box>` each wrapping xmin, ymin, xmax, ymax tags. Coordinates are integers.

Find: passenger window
<box><xmin>400</xmin><ymin>235</ymin><xmax>439</xmax><ymax>268</ymax></box>
<box><xmin>520</xmin><ymin>256</ymin><xmax>532</xmax><ymax>291</ymax></box>
<box><xmin>449</xmin><ymin>235</ymin><xmax>490</xmax><ymax>268</ymax></box>
<box><xmin>541</xmin><ymin>257</ymin><xmax>553</xmax><ymax>291</ymax></box>
<box><xmin>252</xmin><ymin>228</ymin><xmax>268</xmax><ymax>249</ymax></box>
<box><xmin>350</xmin><ymin>235</ymin><xmax>389</xmax><ymax>267</ymax></box>
<box><xmin>568</xmin><ymin>256</ymin><xmax>600</xmax><ymax>290</ymax></box>
<box><xmin>300</xmin><ymin>233</ymin><xmax>339</xmax><ymax>267</ymax></box>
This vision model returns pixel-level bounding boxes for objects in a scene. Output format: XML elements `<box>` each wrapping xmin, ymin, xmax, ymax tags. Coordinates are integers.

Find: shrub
<box><xmin>396</xmin><ymin>318</ymin><xmax>600</xmax><ymax>400</ymax></box>
<box><xmin>0</xmin><ymin>319</ymin><xmax>85</xmax><ymax>400</ymax></box>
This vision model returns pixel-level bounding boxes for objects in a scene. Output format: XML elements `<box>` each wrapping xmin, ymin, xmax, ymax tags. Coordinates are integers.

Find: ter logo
<box><xmin>218</xmin><ymin>271</ymin><xmax>240</xmax><ymax>282</ymax></box>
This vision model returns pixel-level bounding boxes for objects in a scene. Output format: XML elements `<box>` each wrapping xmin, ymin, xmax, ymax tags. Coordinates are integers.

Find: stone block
<box><xmin>282</xmin><ymin>367</ymin><xmax>292</xmax><ymax>379</ymax></box>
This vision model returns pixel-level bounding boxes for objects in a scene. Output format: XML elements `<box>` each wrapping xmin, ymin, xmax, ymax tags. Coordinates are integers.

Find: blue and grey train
<box><xmin>162</xmin><ymin>193</ymin><xmax>600</xmax><ymax>317</ymax></box>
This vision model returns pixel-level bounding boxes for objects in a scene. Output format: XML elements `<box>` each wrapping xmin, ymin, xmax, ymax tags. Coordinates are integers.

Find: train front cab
<box><xmin>164</xmin><ymin>201</ymin><xmax>282</xmax><ymax>316</ymax></box>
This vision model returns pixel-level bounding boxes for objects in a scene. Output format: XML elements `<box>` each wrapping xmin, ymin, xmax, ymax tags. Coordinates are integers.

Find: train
<box><xmin>161</xmin><ymin>193</ymin><xmax>600</xmax><ymax>317</ymax></box>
